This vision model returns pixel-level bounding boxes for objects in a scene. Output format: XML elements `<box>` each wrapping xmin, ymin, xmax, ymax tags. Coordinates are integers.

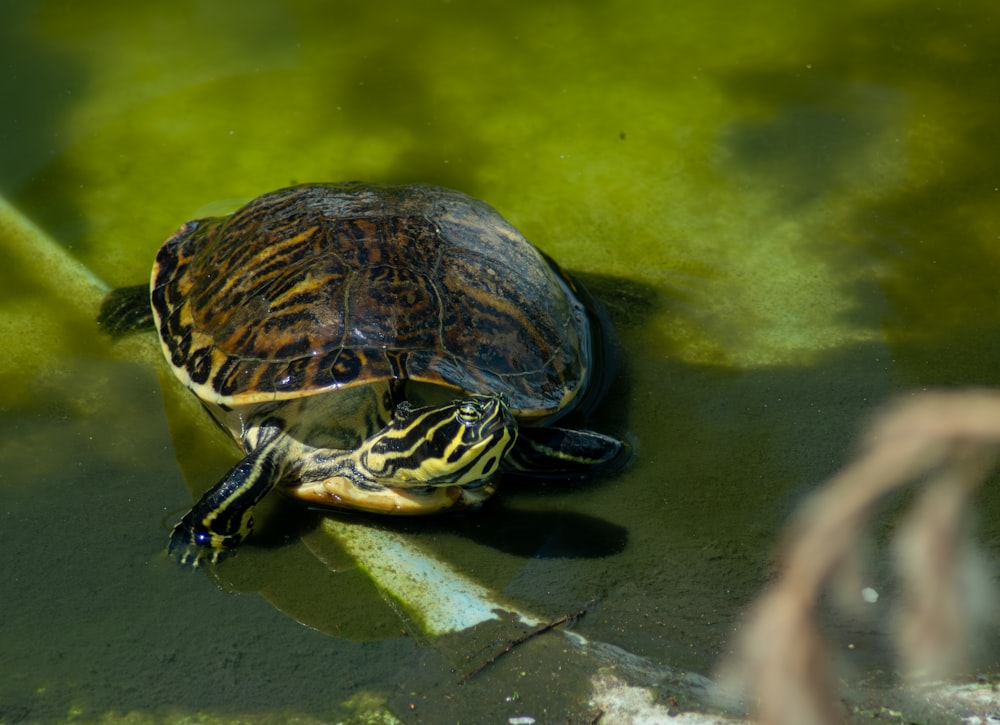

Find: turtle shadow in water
<box><xmin>352</xmin><ymin>501</ymin><xmax>629</xmax><ymax>559</ymax></box>
<box><xmin>247</xmin><ymin>487</ymin><xmax>629</xmax><ymax>561</ymax></box>
<box><xmin>563</xmin><ymin>270</ymin><xmax>662</xmax><ymax>441</ymax></box>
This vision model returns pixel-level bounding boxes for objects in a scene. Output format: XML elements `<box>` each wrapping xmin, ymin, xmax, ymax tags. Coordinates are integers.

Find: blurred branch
<box><xmin>718</xmin><ymin>390</ymin><xmax>1000</xmax><ymax>725</ymax></box>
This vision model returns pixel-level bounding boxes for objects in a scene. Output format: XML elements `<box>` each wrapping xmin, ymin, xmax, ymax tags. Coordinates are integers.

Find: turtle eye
<box><xmin>456</xmin><ymin>400</ymin><xmax>483</xmax><ymax>425</ymax></box>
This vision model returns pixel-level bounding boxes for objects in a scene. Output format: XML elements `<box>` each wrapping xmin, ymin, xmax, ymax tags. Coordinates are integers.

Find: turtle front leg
<box><xmin>503</xmin><ymin>427</ymin><xmax>629</xmax><ymax>479</ymax></box>
<box><xmin>168</xmin><ymin>424</ymin><xmax>287</xmax><ymax>567</ymax></box>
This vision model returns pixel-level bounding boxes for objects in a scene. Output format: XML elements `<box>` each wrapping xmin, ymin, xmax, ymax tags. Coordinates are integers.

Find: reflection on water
<box><xmin>3</xmin><ymin>0</ymin><xmax>1000</xmax><ymax>721</ymax></box>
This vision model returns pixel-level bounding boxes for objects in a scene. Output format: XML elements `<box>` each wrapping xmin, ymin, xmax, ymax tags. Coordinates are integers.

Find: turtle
<box><xmin>99</xmin><ymin>182</ymin><xmax>627</xmax><ymax>566</ymax></box>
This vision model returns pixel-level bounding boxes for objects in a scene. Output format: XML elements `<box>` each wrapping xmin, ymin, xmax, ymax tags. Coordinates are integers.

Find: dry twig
<box><xmin>457</xmin><ymin>606</ymin><xmax>587</xmax><ymax>684</ymax></box>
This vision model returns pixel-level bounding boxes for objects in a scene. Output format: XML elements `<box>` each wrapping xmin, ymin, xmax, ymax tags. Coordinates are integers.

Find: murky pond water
<box><xmin>3</xmin><ymin>0</ymin><xmax>1000</xmax><ymax>722</ymax></box>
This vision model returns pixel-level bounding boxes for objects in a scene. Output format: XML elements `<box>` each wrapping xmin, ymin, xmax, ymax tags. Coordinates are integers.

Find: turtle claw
<box><xmin>167</xmin><ymin>517</ymin><xmax>243</xmax><ymax>568</ymax></box>
<box><xmin>168</xmin><ymin>531</ymin><xmax>217</xmax><ymax>568</ymax></box>
<box><xmin>168</xmin><ymin>540</ymin><xmax>219</xmax><ymax>568</ymax></box>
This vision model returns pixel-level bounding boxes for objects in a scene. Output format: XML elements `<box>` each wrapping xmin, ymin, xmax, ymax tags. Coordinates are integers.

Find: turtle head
<box><xmin>361</xmin><ymin>393</ymin><xmax>518</xmax><ymax>487</ymax></box>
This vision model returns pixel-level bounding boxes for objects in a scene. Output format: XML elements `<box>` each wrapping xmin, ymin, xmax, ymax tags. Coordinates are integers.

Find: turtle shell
<box><xmin>150</xmin><ymin>183</ymin><xmax>593</xmax><ymax>422</ymax></box>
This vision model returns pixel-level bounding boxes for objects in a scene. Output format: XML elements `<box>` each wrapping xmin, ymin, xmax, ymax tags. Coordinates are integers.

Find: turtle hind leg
<box><xmin>503</xmin><ymin>427</ymin><xmax>629</xmax><ymax>480</ymax></box>
<box><xmin>168</xmin><ymin>429</ymin><xmax>287</xmax><ymax>567</ymax></box>
<box><xmin>97</xmin><ymin>284</ymin><xmax>155</xmax><ymax>337</ymax></box>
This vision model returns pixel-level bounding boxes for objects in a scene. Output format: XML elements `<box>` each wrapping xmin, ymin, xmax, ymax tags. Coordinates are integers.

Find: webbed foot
<box><xmin>167</xmin><ymin>512</ymin><xmax>249</xmax><ymax>567</ymax></box>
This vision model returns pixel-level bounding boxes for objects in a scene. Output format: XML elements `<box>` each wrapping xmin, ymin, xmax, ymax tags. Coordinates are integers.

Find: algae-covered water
<box><xmin>3</xmin><ymin>0</ymin><xmax>1000</xmax><ymax>722</ymax></box>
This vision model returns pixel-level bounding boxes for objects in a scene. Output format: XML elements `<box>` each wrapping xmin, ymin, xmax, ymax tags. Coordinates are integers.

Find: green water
<box><xmin>3</xmin><ymin>0</ymin><xmax>1000</xmax><ymax>722</ymax></box>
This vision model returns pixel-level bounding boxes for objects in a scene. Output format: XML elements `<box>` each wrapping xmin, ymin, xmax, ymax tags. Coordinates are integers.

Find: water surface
<box><xmin>3</xmin><ymin>0</ymin><xmax>1000</xmax><ymax>722</ymax></box>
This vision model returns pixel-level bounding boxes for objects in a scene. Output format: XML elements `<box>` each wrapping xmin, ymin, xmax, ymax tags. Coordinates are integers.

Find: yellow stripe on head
<box><xmin>361</xmin><ymin>394</ymin><xmax>517</xmax><ymax>487</ymax></box>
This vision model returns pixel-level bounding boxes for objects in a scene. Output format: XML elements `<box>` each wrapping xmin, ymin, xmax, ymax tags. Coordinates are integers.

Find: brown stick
<box><xmin>457</xmin><ymin>606</ymin><xmax>587</xmax><ymax>685</ymax></box>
